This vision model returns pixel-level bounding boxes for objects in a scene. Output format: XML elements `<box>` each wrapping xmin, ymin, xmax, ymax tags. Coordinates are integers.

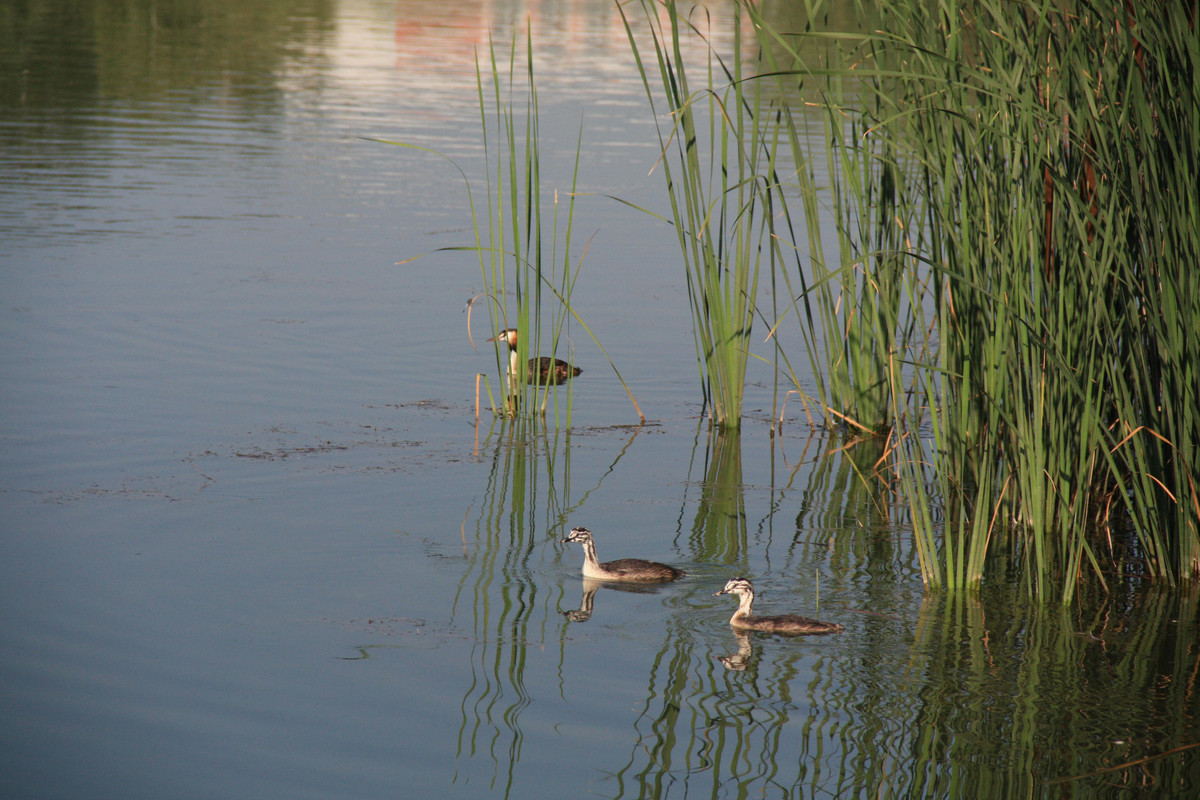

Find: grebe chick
<box><xmin>562</xmin><ymin>527</ymin><xmax>684</xmax><ymax>583</ymax></box>
<box><xmin>714</xmin><ymin>577</ymin><xmax>844</xmax><ymax>635</ymax></box>
<box><xmin>488</xmin><ymin>328</ymin><xmax>582</xmax><ymax>385</ymax></box>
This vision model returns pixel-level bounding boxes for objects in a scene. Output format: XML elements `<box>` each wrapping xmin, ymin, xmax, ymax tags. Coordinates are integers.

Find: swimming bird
<box><xmin>713</xmin><ymin>577</ymin><xmax>844</xmax><ymax>635</ymax></box>
<box><xmin>488</xmin><ymin>328</ymin><xmax>582</xmax><ymax>385</ymax></box>
<box><xmin>562</xmin><ymin>526</ymin><xmax>684</xmax><ymax>583</ymax></box>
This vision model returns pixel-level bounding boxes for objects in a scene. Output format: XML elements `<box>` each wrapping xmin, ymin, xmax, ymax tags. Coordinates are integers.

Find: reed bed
<box><xmin>878</xmin><ymin>0</ymin><xmax>1200</xmax><ymax>596</ymax></box>
<box><xmin>629</xmin><ymin>0</ymin><xmax>1197</xmax><ymax>596</ymax></box>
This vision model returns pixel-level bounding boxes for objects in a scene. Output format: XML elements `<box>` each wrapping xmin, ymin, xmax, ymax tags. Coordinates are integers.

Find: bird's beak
<box><xmin>713</xmin><ymin>589</ymin><xmax>727</xmax><ymax>596</ymax></box>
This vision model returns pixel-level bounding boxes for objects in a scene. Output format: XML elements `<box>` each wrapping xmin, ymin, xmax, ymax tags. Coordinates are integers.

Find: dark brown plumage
<box><xmin>488</xmin><ymin>328</ymin><xmax>581</xmax><ymax>385</ymax></box>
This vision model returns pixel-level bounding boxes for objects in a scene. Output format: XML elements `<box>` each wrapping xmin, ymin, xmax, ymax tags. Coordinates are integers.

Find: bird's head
<box><xmin>487</xmin><ymin>328</ymin><xmax>519</xmax><ymax>350</ymax></box>
<box><xmin>714</xmin><ymin>577</ymin><xmax>754</xmax><ymax>597</ymax></box>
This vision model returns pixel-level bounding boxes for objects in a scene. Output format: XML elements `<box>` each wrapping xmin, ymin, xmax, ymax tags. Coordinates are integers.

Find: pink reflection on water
<box><xmin>388</xmin><ymin>0</ymin><xmax>740</xmax><ymax>78</ymax></box>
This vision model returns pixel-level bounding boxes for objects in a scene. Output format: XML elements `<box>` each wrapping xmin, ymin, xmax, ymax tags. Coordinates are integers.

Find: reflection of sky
<box><xmin>299</xmin><ymin>0</ymin><xmax>740</xmax><ymax>154</ymax></box>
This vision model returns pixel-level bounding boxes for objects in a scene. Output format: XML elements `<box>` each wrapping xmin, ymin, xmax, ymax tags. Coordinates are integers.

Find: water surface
<box><xmin>2</xmin><ymin>1</ymin><xmax>1197</xmax><ymax>798</ymax></box>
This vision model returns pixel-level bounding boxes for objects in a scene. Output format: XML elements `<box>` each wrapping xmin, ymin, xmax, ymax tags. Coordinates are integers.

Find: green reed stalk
<box><xmin>623</xmin><ymin>0</ymin><xmax>783</xmax><ymax>428</ymax></box>
<box><xmin>476</xmin><ymin>34</ymin><xmax>652</xmax><ymax>426</ymax></box>
<box><xmin>743</xmin><ymin>5</ymin><xmax>917</xmax><ymax>438</ymax></box>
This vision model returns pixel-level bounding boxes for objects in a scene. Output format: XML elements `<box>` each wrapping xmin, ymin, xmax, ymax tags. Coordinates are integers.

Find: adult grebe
<box><xmin>562</xmin><ymin>526</ymin><xmax>684</xmax><ymax>583</ymax></box>
<box><xmin>487</xmin><ymin>328</ymin><xmax>582</xmax><ymax>385</ymax></box>
<box><xmin>714</xmin><ymin>577</ymin><xmax>844</xmax><ymax>635</ymax></box>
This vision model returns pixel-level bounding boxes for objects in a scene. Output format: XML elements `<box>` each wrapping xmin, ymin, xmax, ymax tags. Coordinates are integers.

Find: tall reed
<box><xmin>625</xmin><ymin>1</ymin><xmax>913</xmax><ymax>436</ymax></box>
<box><xmin>473</xmin><ymin>33</ymin><xmax>581</xmax><ymax>428</ymax></box>
<box><xmin>758</xmin><ymin>15</ymin><xmax>918</xmax><ymax>438</ymax></box>
<box><xmin>884</xmin><ymin>0</ymin><xmax>1199</xmax><ymax>596</ymax></box>
<box><xmin>622</xmin><ymin>0</ymin><xmax>786</xmax><ymax>428</ymax></box>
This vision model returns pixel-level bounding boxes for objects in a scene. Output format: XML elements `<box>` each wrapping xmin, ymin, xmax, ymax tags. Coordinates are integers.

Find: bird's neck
<box><xmin>579</xmin><ymin>540</ymin><xmax>602</xmax><ymax>571</ymax></box>
<box><xmin>507</xmin><ymin>348</ymin><xmax>522</xmax><ymax>384</ymax></box>
<box><xmin>731</xmin><ymin>590</ymin><xmax>756</xmax><ymax>620</ymax></box>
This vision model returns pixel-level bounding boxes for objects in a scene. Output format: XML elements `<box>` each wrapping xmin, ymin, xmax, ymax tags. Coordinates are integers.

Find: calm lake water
<box><xmin>2</xmin><ymin>1</ymin><xmax>1197</xmax><ymax>798</ymax></box>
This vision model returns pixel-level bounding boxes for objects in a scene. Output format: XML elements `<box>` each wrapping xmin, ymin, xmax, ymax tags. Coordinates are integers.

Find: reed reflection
<box><xmin>611</xmin><ymin>613</ymin><xmax>847</xmax><ymax>799</ymax></box>
<box><xmin>452</xmin><ymin>418</ymin><xmax>646</xmax><ymax>794</ymax></box>
<box><xmin>891</xmin><ymin>582</ymin><xmax>1200</xmax><ymax>797</ymax></box>
<box><xmin>594</xmin><ymin>425</ymin><xmax>851</xmax><ymax>798</ymax></box>
<box><xmin>450</xmin><ymin>418</ymin><xmax>573</xmax><ymax>793</ymax></box>
<box><xmin>687</xmin><ymin>424</ymin><xmax>747</xmax><ymax>566</ymax></box>
<box><xmin>790</xmin><ymin>433</ymin><xmax>894</xmax><ymax>541</ymax></box>
<box><xmin>788</xmin><ymin>431</ymin><xmax>924</xmax><ymax>600</ymax></box>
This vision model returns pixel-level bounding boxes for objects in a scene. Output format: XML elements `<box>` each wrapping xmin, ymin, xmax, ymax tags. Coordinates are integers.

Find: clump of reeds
<box><xmin>753</xmin><ymin>8</ymin><xmax>917</xmax><ymax>439</ymax></box>
<box><xmin>623</xmin><ymin>1</ymin><xmax>911</xmax><ymax>435</ymax></box>
<box><xmin>885</xmin><ymin>0</ymin><xmax>1198</xmax><ymax>596</ymax></box>
<box><xmin>622</xmin><ymin>1</ymin><xmax>788</xmax><ymax>429</ymax></box>
<box><xmin>641</xmin><ymin>0</ymin><xmax>1197</xmax><ymax>595</ymax></box>
<box><xmin>377</xmin><ymin>32</ymin><xmax>647</xmax><ymax>428</ymax></box>
<box><xmin>761</xmin><ymin>0</ymin><xmax>1197</xmax><ymax>595</ymax></box>
<box><xmin>471</xmin><ymin>33</ymin><xmax>581</xmax><ymax>428</ymax></box>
